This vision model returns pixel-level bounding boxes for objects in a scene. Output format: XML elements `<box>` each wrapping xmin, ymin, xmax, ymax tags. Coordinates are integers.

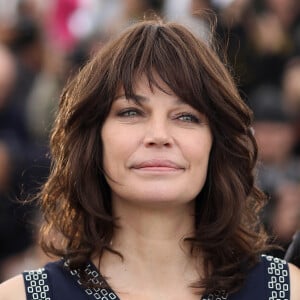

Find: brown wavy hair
<box><xmin>39</xmin><ymin>18</ymin><xmax>269</xmax><ymax>294</ymax></box>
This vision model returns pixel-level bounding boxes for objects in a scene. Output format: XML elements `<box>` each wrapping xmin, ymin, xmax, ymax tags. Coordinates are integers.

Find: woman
<box><xmin>1</xmin><ymin>18</ymin><xmax>300</xmax><ymax>299</ymax></box>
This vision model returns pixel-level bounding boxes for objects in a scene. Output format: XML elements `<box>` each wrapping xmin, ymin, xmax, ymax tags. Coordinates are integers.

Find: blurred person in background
<box><xmin>282</xmin><ymin>57</ymin><xmax>300</xmax><ymax>116</ymax></box>
<box><xmin>101</xmin><ymin>0</ymin><xmax>165</xmax><ymax>37</ymax></box>
<box><xmin>250</xmin><ymin>85</ymin><xmax>300</xmax><ymax>257</ymax></box>
<box><xmin>285</xmin><ymin>225</ymin><xmax>300</xmax><ymax>268</ymax></box>
<box><xmin>251</xmin><ymin>0</ymin><xmax>300</xmax><ymax>83</ymax></box>
<box><xmin>0</xmin><ymin>12</ymin><xmax>51</xmax><ymax>190</ymax></box>
<box><xmin>282</xmin><ymin>56</ymin><xmax>300</xmax><ymax>156</ymax></box>
<box><xmin>261</xmin><ymin>0</ymin><xmax>300</xmax><ymax>46</ymax></box>
<box><xmin>0</xmin><ymin>44</ymin><xmax>36</xmax><ymax>281</ymax></box>
<box><xmin>0</xmin><ymin>1</ymin><xmax>54</xmax><ymax>281</ymax></box>
<box><xmin>246</xmin><ymin>0</ymin><xmax>300</xmax><ymax>89</ymax></box>
<box><xmin>211</xmin><ymin>0</ymin><xmax>300</xmax><ymax>97</ymax></box>
<box><xmin>272</xmin><ymin>184</ymin><xmax>300</xmax><ymax>254</ymax></box>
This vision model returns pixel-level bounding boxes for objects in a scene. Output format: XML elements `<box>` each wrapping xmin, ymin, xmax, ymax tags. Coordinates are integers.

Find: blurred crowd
<box><xmin>0</xmin><ymin>0</ymin><xmax>299</xmax><ymax>282</ymax></box>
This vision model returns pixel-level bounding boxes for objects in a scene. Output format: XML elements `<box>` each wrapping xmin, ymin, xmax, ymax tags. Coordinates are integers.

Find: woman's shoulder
<box><xmin>0</xmin><ymin>274</ymin><xmax>26</xmax><ymax>300</ymax></box>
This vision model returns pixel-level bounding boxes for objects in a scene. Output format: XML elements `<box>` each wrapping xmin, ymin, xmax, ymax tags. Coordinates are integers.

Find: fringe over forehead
<box><xmin>92</xmin><ymin>19</ymin><xmax>226</xmax><ymax>115</ymax></box>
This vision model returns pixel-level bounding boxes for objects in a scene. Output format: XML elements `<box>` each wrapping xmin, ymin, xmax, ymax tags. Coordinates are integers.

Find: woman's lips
<box><xmin>131</xmin><ymin>159</ymin><xmax>185</xmax><ymax>172</ymax></box>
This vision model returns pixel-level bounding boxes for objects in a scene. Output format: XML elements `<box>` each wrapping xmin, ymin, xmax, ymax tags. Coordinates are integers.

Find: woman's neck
<box><xmin>95</xmin><ymin>200</ymin><xmax>202</xmax><ymax>297</ymax></box>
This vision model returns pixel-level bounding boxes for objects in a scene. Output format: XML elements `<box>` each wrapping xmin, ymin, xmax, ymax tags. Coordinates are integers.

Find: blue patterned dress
<box><xmin>22</xmin><ymin>255</ymin><xmax>290</xmax><ymax>300</ymax></box>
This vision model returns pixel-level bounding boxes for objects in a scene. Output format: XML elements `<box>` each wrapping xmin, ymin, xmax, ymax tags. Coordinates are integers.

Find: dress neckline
<box><xmin>64</xmin><ymin>259</ymin><xmax>120</xmax><ymax>300</ymax></box>
<box><xmin>64</xmin><ymin>259</ymin><xmax>227</xmax><ymax>300</ymax></box>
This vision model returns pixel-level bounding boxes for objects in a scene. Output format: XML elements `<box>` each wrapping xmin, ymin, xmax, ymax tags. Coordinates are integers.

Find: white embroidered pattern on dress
<box><xmin>65</xmin><ymin>260</ymin><xmax>117</xmax><ymax>300</ymax></box>
<box><xmin>262</xmin><ymin>255</ymin><xmax>289</xmax><ymax>300</ymax></box>
<box><xmin>23</xmin><ymin>268</ymin><xmax>50</xmax><ymax>300</ymax></box>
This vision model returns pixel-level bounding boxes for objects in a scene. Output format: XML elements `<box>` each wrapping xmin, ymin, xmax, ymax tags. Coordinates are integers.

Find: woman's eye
<box><xmin>117</xmin><ymin>108</ymin><xmax>142</xmax><ymax>117</ymax></box>
<box><xmin>176</xmin><ymin>113</ymin><xmax>200</xmax><ymax>123</ymax></box>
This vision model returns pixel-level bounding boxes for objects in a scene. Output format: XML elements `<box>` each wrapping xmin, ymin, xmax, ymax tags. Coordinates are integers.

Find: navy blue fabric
<box><xmin>45</xmin><ymin>261</ymin><xmax>89</xmax><ymax>299</ymax></box>
<box><xmin>230</xmin><ymin>256</ymin><xmax>289</xmax><ymax>300</ymax></box>
<box><xmin>23</xmin><ymin>261</ymin><xmax>90</xmax><ymax>300</ymax></box>
<box><xmin>22</xmin><ymin>255</ymin><xmax>290</xmax><ymax>300</ymax></box>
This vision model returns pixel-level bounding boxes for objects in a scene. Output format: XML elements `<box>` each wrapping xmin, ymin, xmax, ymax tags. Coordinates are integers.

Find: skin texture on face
<box><xmin>101</xmin><ymin>74</ymin><xmax>213</xmax><ymax>211</ymax></box>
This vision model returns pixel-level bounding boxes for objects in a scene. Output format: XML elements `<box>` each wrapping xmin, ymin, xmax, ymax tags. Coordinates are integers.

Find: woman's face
<box><xmin>101</xmin><ymin>74</ymin><xmax>213</xmax><ymax>208</ymax></box>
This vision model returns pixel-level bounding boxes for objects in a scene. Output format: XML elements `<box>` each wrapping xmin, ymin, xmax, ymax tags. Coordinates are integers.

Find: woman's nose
<box><xmin>143</xmin><ymin>117</ymin><xmax>173</xmax><ymax>148</ymax></box>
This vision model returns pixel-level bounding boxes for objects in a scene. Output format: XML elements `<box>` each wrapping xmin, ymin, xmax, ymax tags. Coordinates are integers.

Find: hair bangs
<box><xmin>110</xmin><ymin>22</ymin><xmax>209</xmax><ymax>114</ymax></box>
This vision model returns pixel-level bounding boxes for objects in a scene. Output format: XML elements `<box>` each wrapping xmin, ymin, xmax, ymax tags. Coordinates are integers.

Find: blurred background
<box><xmin>0</xmin><ymin>0</ymin><xmax>299</xmax><ymax>282</ymax></box>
